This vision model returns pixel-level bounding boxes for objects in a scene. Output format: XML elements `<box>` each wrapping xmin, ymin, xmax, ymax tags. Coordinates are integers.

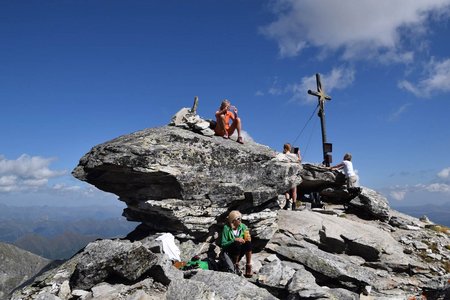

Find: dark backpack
<box><xmin>311</xmin><ymin>192</ymin><xmax>324</xmax><ymax>209</ymax></box>
<box><xmin>204</xmin><ymin>257</ymin><xmax>219</xmax><ymax>271</ymax></box>
<box><xmin>218</xmin><ymin>251</ymin><xmax>235</xmax><ymax>273</ymax></box>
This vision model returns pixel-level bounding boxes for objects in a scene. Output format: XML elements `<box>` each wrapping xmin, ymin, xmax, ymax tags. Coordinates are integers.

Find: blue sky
<box><xmin>1</xmin><ymin>0</ymin><xmax>450</xmax><ymax>208</ymax></box>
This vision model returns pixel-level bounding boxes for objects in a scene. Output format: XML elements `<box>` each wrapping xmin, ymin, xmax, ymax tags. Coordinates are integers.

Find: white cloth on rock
<box><xmin>156</xmin><ymin>232</ymin><xmax>181</xmax><ymax>261</ymax></box>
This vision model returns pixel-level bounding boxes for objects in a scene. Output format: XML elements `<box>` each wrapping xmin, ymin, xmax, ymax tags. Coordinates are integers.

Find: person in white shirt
<box><xmin>330</xmin><ymin>153</ymin><xmax>357</xmax><ymax>188</ymax></box>
<box><xmin>282</xmin><ymin>143</ymin><xmax>302</xmax><ymax>210</ymax></box>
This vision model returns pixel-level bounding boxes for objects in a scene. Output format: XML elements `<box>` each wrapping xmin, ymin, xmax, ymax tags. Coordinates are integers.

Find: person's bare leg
<box><xmin>292</xmin><ymin>186</ymin><xmax>297</xmax><ymax>210</ymax></box>
<box><xmin>245</xmin><ymin>250</ymin><xmax>252</xmax><ymax>265</ymax></box>
<box><xmin>229</xmin><ymin>117</ymin><xmax>243</xmax><ymax>143</ymax></box>
<box><xmin>285</xmin><ymin>192</ymin><xmax>290</xmax><ymax>200</ymax></box>
<box><xmin>235</xmin><ymin>117</ymin><xmax>242</xmax><ymax>137</ymax></box>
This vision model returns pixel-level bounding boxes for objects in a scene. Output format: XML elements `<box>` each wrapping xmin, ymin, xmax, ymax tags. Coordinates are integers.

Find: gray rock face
<box><xmin>257</xmin><ymin>258</ymin><xmax>296</xmax><ymax>291</ymax></box>
<box><xmin>266</xmin><ymin>234</ymin><xmax>382</xmax><ymax>290</ymax></box>
<box><xmin>166</xmin><ymin>278</ymin><xmax>221</xmax><ymax>300</ymax></box>
<box><xmin>277</xmin><ymin>210</ymin><xmax>409</xmax><ymax>265</ymax></box>
<box><xmin>299</xmin><ymin>165</ymin><xmax>390</xmax><ymax>222</ymax></box>
<box><xmin>349</xmin><ymin>187</ymin><xmax>390</xmax><ymax>221</ymax></box>
<box><xmin>0</xmin><ymin>242</ymin><xmax>51</xmax><ymax>300</ymax></box>
<box><xmin>189</xmin><ymin>270</ymin><xmax>278</xmax><ymax>300</ymax></box>
<box><xmin>70</xmin><ymin>239</ymin><xmax>182</xmax><ymax>290</ymax></box>
<box><xmin>299</xmin><ymin>163</ymin><xmax>345</xmax><ymax>190</ymax></box>
<box><xmin>70</xmin><ymin>239</ymin><xmax>154</xmax><ymax>290</ymax></box>
<box><xmin>73</xmin><ymin>126</ymin><xmax>299</xmax><ymax>202</ymax></box>
<box><xmin>73</xmin><ymin>126</ymin><xmax>302</xmax><ymax>241</ymax></box>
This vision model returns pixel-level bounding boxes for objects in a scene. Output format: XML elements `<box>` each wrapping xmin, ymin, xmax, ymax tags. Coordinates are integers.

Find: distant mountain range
<box><xmin>0</xmin><ymin>204</ymin><xmax>137</xmax><ymax>260</ymax></box>
<box><xmin>2</xmin><ymin>201</ymin><xmax>447</xmax><ymax>262</ymax></box>
<box><xmin>394</xmin><ymin>202</ymin><xmax>450</xmax><ymax>227</ymax></box>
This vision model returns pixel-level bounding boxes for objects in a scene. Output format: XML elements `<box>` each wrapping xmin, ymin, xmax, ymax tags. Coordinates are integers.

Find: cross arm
<box><xmin>308</xmin><ymin>89</ymin><xmax>332</xmax><ymax>101</ymax></box>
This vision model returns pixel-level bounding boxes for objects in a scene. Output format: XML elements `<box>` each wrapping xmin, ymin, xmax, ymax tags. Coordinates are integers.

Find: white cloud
<box><xmin>388</xmin><ymin>103</ymin><xmax>412</xmax><ymax>121</ymax></box>
<box><xmin>23</xmin><ymin>178</ymin><xmax>48</xmax><ymax>187</ymax></box>
<box><xmin>385</xmin><ymin>174</ymin><xmax>450</xmax><ymax>205</ymax></box>
<box><xmin>268</xmin><ymin>86</ymin><xmax>284</xmax><ymax>96</ymax></box>
<box><xmin>256</xmin><ymin>67</ymin><xmax>354</xmax><ymax>103</ymax></box>
<box><xmin>390</xmin><ymin>190</ymin><xmax>407</xmax><ymax>201</ymax></box>
<box><xmin>383</xmin><ymin>184</ymin><xmax>450</xmax><ymax>207</ymax></box>
<box><xmin>399</xmin><ymin>58</ymin><xmax>450</xmax><ymax>97</ymax></box>
<box><xmin>268</xmin><ymin>76</ymin><xmax>284</xmax><ymax>96</ymax></box>
<box><xmin>0</xmin><ymin>175</ymin><xmax>17</xmax><ymax>186</ymax></box>
<box><xmin>0</xmin><ymin>183</ymin><xmax>120</xmax><ymax>207</ymax></box>
<box><xmin>53</xmin><ymin>183</ymin><xmax>82</xmax><ymax>191</ymax></box>
<box><xmin>261</xmin><ymin>0</ymin><xmax>450</xmax><ymax>60</ymax></box>
<box><xmin>438</xmin><ymin>167</ymin><xmax>450</xmax><ymax>179</ymax></box>
<box><xmin>398</xmin><ymin>80</ymin><xmax>421</xmax><ymax>96</ymax></box>
<box><xmin>290</xmin><ymin>67</ymin><xmax>355</xmax><ymax>103</ymax></box>
<box><xmin>425</xmin><ymin>183</ymin><xmax>450</xmax><ymax>193</ymax></box>
<box><xmin>0</xmin><ymin>154</ymin><xmax>66</xmax><ymax>192</ymax></box>
<box><xmin>0</xmin><ymin>155</ymin><xmax>122</xmax><ymax>206</ymax></box>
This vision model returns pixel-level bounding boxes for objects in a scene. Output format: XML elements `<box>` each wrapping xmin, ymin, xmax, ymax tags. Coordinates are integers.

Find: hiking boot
<box><xmin>286</xmin><ymin>200</ymin><xmax>293</xmax><ymax>211</ymax></box>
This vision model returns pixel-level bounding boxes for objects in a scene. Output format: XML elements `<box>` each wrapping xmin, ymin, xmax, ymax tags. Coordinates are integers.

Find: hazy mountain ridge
<box><xmin>0</xmin><ymin>242</ymin><xmax>50</xmax><ymax>300</ymax></box>
<box><xmin>395</xmin><ymin>202</ymin><xmax>450</xmax><ymax>227</ymax></box>
<box><xmin>0</xmin><ymin>204</ymin><xmax>137</xmax><ymax>259</ymax></box>
<box><xmin>13</xmin><ymin>231</ymin><xmax>98</xmax><ymax>260</ymax></box>
<box><xmin>0</xmin><ymin>203</ymin><xmax>128</xmax><ymax>222</ymax></box>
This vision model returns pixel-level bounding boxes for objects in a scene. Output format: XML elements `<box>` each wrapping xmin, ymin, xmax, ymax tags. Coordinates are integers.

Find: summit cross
<box><xmin>307</xmin><ymin>73</ymin><xmax>332</xmax><ymax>167</ymax></box>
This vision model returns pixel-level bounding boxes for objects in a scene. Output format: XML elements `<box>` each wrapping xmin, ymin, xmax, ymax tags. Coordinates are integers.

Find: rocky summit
<box><xmin>12</xmin><ymin>120</ymin><xmax>450</xmax><ymax>300</ymax></box>
<box><xmin>72</xmin><ymin>125</ymin><xmax>302</xmax><ymax>245</ymax></box>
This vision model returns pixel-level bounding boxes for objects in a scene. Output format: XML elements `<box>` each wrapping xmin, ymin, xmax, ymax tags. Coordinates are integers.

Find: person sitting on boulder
<box><xmin>215</xmin><ymin>99</ymin><xmax>243</xmax><ymax>144</ymax></box>
<box><xmin>221</xmin><ymin>210</ymin><xmax>252</xmax><ymax>277</ymax></box>
<box><xmin>330</xmin><ymin>153</ymin><xmax>357</xmax><ymax>189</ymax></box>
<box><xmin>282</xmin><ymin>143</ymin><xmax>301</xmax><ymax>210</ymax></box>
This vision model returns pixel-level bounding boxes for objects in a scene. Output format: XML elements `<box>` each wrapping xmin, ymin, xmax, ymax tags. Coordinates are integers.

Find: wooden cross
<box><xmin>307</xmin><ymin>73</ymin><xmax>332</xmax><ymax>166</ymax></box>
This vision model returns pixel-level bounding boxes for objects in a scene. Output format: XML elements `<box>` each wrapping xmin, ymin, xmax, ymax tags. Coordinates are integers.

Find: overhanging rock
<box><xmin>73</xmin><ymin>126</ymin><xmax>302</xmax><ymax>240</ymax></box>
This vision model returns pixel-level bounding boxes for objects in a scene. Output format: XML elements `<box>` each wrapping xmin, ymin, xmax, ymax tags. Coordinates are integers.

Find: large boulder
<box><xmin>300</xmin><ymin>167</ymin><xmax>391</xmax><ymax>222</ymax></box>
<box><xmin>73</xmin><ymin>126</ymin><xmax>302</xmax><ymax>241</ymax></box>
<box><xmin>298</xmin><ymin>164</ymin><xmax>345</xmax><ymax>191</ymax></box>
<box><xmin>348</xmin><ymin>187</ymin><xmax>390</xmax><ymax>221</ymax></box>
<box><xmin>277</xmin><ymin>210</ymin><xmax>411</xmax><ymax>268</ymax></box>
<box><xmin>69</xmin><ymin>239</ymin><xmax>183</xmax><ymax>290</ymax></box>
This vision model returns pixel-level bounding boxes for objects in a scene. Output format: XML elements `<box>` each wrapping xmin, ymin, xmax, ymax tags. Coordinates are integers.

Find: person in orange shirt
<box><xmin>215</xmin><ymin>99</ymin><xmax>243</xmax><ymax>144</ymax></box>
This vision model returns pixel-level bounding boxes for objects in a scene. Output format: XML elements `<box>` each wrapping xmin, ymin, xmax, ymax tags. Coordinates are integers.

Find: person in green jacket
<box><xmin>221</xmin><ymin>210</ymin><xmax>252</xmax><ymax>277</ymax></box>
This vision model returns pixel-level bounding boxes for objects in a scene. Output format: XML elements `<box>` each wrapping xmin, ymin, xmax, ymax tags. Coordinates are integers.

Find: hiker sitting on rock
<box><xmin>221</xmin><ymin>210</ymin><xmax>252</xmax><ymax>277</ymax></box>
<box><xmin>282</xmin><ymin>143</ymin><xmax>301</xmax><ymax>210</ymax></box>
<box><xmin>215</xmin><ymin>99</ymin><xmax>244</xmax><ymax>144</ymax></box>
<box><xmin>330</xmin><ymin>153</ymin><xmax>357</xmax><ymax>189</ymax></box>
